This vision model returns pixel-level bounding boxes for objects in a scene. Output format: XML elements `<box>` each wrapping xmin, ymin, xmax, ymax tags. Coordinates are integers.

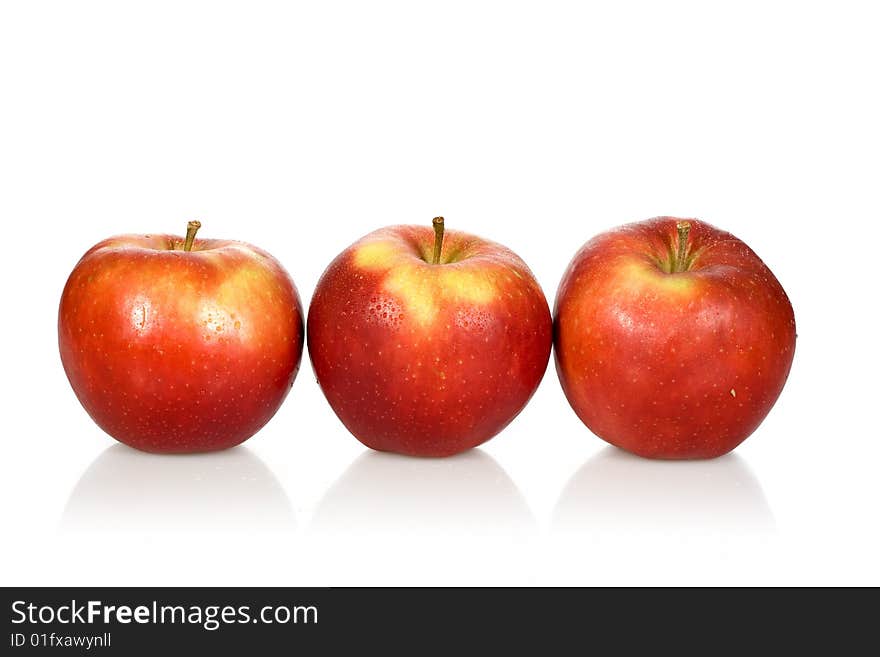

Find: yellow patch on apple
<box><xmin>214</xmin><ymin>263</ymin><xmax>283</xmax><ymax>307</ymax></box>
<box><xmin>354</xmin><ymin>239</ymin><xmax>496</xmax><ymax>326</ymax></box>
<box><xmin>615</xmin><ymin>259</ymin><xmax>696</xmax><ymax>296</ymax></box>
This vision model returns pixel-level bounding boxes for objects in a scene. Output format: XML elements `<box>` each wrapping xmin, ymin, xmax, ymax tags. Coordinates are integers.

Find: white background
<box><xmin>1</xmin><ymin>1</ymin><xmax>877</xmax><ymax>586</ymax></box>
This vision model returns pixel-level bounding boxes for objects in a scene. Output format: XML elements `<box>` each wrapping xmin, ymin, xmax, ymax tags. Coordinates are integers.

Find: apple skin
<box><xmin>307</xmin><ymin>224</ymin><xmax>552</xmax><ymax>457</ymax></box>
<box><xmin>554</xmin><ymin>217</ymin><xmax>796</xmax><ymax>459</ymax></box>
<box><xmin>59</xmin><ymin>231</ymin><xmax>304</xmax><ymax>453</ymax></box>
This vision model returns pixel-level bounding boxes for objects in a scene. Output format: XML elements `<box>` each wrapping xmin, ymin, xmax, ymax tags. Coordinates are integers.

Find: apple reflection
<box><xmin>63</xmin><ymin>444</ymin><xmax>294</xmax><ymax>532</ymax></box>
<box><xmin>311</xmin><ymin>450</ymin><xmax>535</xmax><ymax>537</ymax></box>
<box><xmin>553</xmin><ymin>447</ymin><xmax>775</xmax><ymax>535</ymax></box>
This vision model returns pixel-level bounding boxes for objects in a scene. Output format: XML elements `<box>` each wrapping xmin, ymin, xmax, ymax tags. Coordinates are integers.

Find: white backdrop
<box><xmin>1</xmin><ymin>0</ymin><xmax>877</xmax><ymax>586</ymax></box>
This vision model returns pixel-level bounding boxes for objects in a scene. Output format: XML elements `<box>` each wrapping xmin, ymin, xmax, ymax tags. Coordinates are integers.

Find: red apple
<box><xmin>554</xmin><ymin>217</ymin><xmax>796</xmax><ymax>459</ymax></box>
<box><xmin>308</xmin><ymin>218</ymin><xmax>552</xmax><ymax>457</ymax></box>
<box><xmin>58</xmin><ymin>221</ymin><xmax>304</xmax><ymax>453</ymax></box>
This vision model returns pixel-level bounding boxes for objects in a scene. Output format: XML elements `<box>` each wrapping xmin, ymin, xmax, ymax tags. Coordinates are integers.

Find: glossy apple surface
<box><xmin>59</xmin><ymin>223</ymin><xmax>304</xmax><ymax>453</ymax></box>
<box><xmin>308</xmin><ymin>219</ymin><xmax>552</xmax><ymax>457</ymax></box>
<box><xmin>554</xmin><ymin>217</ymin><xmax>796</xmax><ymax>459</ymax></box>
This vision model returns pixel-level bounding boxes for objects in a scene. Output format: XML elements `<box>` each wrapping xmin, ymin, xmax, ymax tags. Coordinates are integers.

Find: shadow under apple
<box><xmin>310</xmin><ymin>450</ymin><xmax>535</xmax><ymax>538</ymax></box>
<box><xmin>62</xmin><ymin>444</ymin><xmax>294</xmax><ymax>533</ymax></box>
<box><xmin>552</xmin><ymin>446</ymin><xmax>775</xmax><ymax>536</ymax></box>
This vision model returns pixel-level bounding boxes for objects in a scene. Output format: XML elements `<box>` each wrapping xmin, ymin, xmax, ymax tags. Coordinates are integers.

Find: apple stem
<box><xmin>184</xmin><ymin>221</ymin><xmax>201</xmax><ymax>252</ymax></box>
<box><xmin>674</xmin><ymin>221</ymin><xmax>691</xmax><ymax>273</ymax></box>
<box><xmin>432</xmin><ymin>216</ymin><xmax>445</xmax><ymax>265</ymax></box>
